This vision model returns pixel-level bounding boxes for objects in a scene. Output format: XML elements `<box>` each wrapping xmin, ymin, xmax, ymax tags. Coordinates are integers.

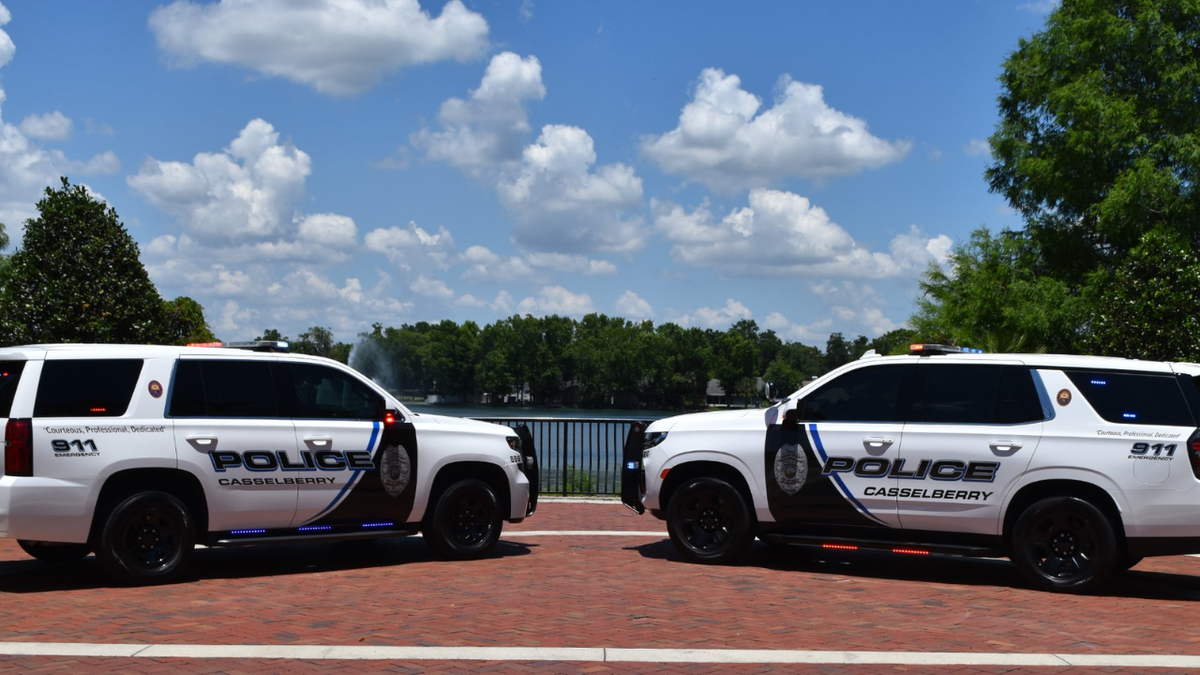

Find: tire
<box><xmin>423</xmin><ymin>479</ymin><xmax>502</xmax><ymax>560</ymax></box>
<box><xmin>95</xmin><ymin>491</ymin><xmax>195</xmax><ymax>585</ymax></box>
<box><xmin>1011</xmin><ymin>496</ymin><xmax>1117</xmax><ymax>593</ymax></box>
<box><xmin>17</xmin><ymin>540</ymin><xmax>90</xmax><ymax>563</ymax></box>
<box><xmin>667</xmin><ymin>477</ymin><xmax>754</xmax><ymax>564</ymax></box>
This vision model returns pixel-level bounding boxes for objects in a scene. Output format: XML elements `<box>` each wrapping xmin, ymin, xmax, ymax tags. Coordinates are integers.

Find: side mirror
<box><xmin>762</xmin><ymin>380</ymin><xmax>779</xmax><ymax>401</ymax></box>
<box><xmin>384</xmin><ymin>408</ymin><xmax>404</xmax><ymax>424</ymax></box>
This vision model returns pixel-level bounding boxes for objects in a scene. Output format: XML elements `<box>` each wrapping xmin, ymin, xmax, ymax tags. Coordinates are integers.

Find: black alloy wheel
<box><xmin>423</xmin><ymin>479</ymin><xmax>502</xmax><ymax>560</ymax></box>
<box><xmin>96</xmin><ymin>491</ymin><xmax>195</xmax><ymax>585</ymax></box>
<box><xmin>667</xmin><ymin>477</ymin><xmax>753</xmax><ymax>564</ymax></box>
<box><xmin>1012</xmin><ymin>496</ymin><xmax>1117</xmax><ymax>593</ymax></box>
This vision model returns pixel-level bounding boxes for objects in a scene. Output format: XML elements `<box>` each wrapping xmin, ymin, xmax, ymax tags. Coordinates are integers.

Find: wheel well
<box><xmin>1003</xmin><ymin>480</ymin><xmax>1126</xmax><ymax>547</ymax></box>
<box><xmin>659</xmin><ymin>460</ymin><xmax>756</xmax><ymax>518</ymax></box>
<box><xmin>90</xmin><ymin>469</ymin><xmax>209</xmax><ymax>545</ymax></box>
<box><xmin>427</xmin><ymin>462</ymin><xmax>512</xmax><ymax>520</ymax></box>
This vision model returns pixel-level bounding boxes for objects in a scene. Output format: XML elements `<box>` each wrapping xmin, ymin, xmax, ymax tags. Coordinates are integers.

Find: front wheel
<box><xmin>95</xmin><ymin>491</ymin><xmax>195</xmax><ymax>585</ymax></box>
<box><xmin>1011</xmin><ymin>496</ymin><xmax>1117</xmax><ymax>593</ymax></box>
<box><xmin>18</xmin><ymin>540</ymin><xmax>91</xmax><ymax>563</ymax></box>
<box><xmin>667</xmin><ymin>477</ymin><xmax>754</xmax><ymax>564</ymax></box>
<box><xmin>423</xmin><ymin>479</ymin><xmax>502</xmax><ymax>560</ymax></box>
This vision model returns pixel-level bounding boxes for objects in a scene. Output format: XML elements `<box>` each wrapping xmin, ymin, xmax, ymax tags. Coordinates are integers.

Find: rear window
<box><xmin>1066</xmin><ymin>370</ymin><xmax>1194</xmax><ymax>427</ymax></box>
<box><xmin>34</xmin><ymin>360</ymin><xmax>144</xmax><ymax>417</ymax></box>
<box><xmin>168</xmin><ymin>360</ymin><xmax>280</xmax><ymax>418</ymax></box>
<box><xmin>0</xmin><ymin>361</ymin><xmax>26</xmax><ymax>417</ymax></box>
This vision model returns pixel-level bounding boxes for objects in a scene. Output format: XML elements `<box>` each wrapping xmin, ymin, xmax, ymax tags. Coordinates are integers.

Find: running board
<box><xmin>210</xmin><ymin>528</ymin><xmax>418</xmax><ymax>547</ymax></box>
<box><xmin>758</xmin><ymin>533</ymin><xmax>1003</xmax><ymax>558</ymax></box>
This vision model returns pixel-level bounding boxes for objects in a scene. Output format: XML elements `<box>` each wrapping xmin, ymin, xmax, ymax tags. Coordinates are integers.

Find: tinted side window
<box><xmin>34</xmin><ymin>360</ymin><xmax>143</xmax><ymax>417</ymax></box>
<box><xmin>0</xmin><ymin>361</ymin><xmax>26</xmax><ymax>417</ymax></box>
<box><xmin>1066</xmin><ymin>370</ymin><xmax>1194</xmax><ymax>426</ymax></box>
<box><xmin>282</xmin><ymin>363</ymin><xmax>383</xmax><ymax>420</ymax></box>
<box><xmin>915</xmin><ymin>365</ymin><xmax>1043</xmax><ymax>425</ymax></box>
<box><xmin>168</xmin><ymin>360</ymin><xmax>207</xmax><ymax>417</ymax></box>
<box><xmin>800</xmin><ymin>365</ymin><xmax>907</xmax><ymax>423</ymax></box>
<box><xmin>195</xmin><ymin>361</ymin><xmax>279</xmax><ymax>418</ymax></box>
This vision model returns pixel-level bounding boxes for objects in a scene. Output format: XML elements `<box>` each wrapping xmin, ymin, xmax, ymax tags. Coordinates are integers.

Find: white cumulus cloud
<box><xmin>364</xmin><ymin>222</ymin><xmax>455</xmax><ymax>271</ymax></box>
<box><xmin>19</xmin><ymin>111</ymin><xmax>71</xmax><ymax>141</ymax></box>
<box><xmin>653</xmin><ymin>189</ymin><xmax>950</xmax><ymax>280</ymax></box>
<box><xmin>498</xmin><ymin>124</ymin><xmax>645</xmax><ymax>253</ymax></box>
<box><xmin>412</xmin><ymin>51</ymin><xmax>545</xmax><ymax>173</ymax></box>
<box><xmin>129</xmin><ymin>118</ymin><xmax>311</xmax><ymax>241</ymax></box>
<box><xmin>515</xmin><ymin>285</ymin><xmax>595</xmax><ymax>316</ymax></box>
<box><xmin>642</xmin><ymin>68</ymin><xmax>910</xmax><ymax>192</ymax></box>
<box><xmin>409</xmin><ymin>274</ymin><xmax>455</xmax><ymax>299</ymax></box>
<box><xmin>149</xmin><ymin>0</ymin><xmax>489</xmax><ymax>97</ymax></box>
<box><xmin>615</xmin><ymin>290</ymin><xmax>653</xmax><ymax>320</ymax></box>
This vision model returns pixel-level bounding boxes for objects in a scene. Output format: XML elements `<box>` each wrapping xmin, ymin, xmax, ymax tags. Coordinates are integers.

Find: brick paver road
<box><xmin>2</xmin><ymin>500</ymin><xmax>1199</xmax><ymax>673</ymax></box>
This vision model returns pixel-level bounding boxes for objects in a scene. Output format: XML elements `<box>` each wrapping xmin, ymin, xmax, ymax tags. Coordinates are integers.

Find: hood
<box><xmin>648</xmin><ymin>408</ymin><xmax>765</xmax><ymax>433</ymax></box>
<box><xmin>411</xmin><ymin>412</ymin><xmax>512</xmax><ymax>436</ymax></box>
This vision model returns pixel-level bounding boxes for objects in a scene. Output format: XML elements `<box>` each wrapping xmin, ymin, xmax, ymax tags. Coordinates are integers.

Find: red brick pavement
<box><xmin>1</xmin><ymin>501</ymin><xmax>1199</xmax><ymax>672</ymax></box>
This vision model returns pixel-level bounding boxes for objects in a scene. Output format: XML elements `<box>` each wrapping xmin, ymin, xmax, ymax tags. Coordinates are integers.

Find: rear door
<box><xmin>895</xmin><ymin>363</ymin><xmax>1044</xmax><ymax>534</ymax></box>
<box><xmin>170</xmin><ymin>358</ymin><xmax>299</xmax><ymax>532</ymax></box>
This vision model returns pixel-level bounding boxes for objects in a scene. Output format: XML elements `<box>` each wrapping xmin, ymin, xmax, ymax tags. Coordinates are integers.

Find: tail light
<box><xmin>1190</xmin><ymin>430</ymin><xmax>1200</xmax><ymax>480</ymax></box>
<box><xmin>4</xmin><ymin>418</ymin><xmax>32</xmax><ymax>477</ymax></box>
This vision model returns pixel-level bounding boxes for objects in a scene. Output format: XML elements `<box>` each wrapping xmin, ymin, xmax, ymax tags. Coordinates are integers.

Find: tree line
<box><xmin>270</xmin><ymin>317</ymin><xmax>916</xmax><ymax>409</ymax></box>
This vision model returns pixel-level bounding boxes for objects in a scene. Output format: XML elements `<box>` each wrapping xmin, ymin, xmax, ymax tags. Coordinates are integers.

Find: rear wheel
<box><xmin>667</xmin><ymin>477</ymin><xmax>753</xmax><ymax>564</ymax></box>
<box><xmin>1011</xmin><ymin>496</ymin><xmax>1117</xmax><ymax>593</ymax></box>
<box><xmin>423</xmin><ymin>479</ymin><xmax>502</xmax><ymax>560</ymax></box>
<box><xmin>17</xmin><ymin>540</ymin><xmax>90</xmax><ymax>563</ymax></box>
<box><xmin>96</xmin><ymin>491</ymin><xmax>195</xmax><ymax>585</ymax></box>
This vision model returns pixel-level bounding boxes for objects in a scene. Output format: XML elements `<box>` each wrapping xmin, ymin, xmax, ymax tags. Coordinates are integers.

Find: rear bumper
<box><xmin>0</xmin><ymin>476</ymin><xmax>94</xmax><ymax>543</ymax></box>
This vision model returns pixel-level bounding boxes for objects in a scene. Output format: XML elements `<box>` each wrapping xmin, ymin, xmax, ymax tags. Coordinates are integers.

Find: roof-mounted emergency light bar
<box><xmin>909</xmin><ymin>343</ymin><xmax>984</xmax><ymax>356</ymax></box>
<box><xmin>186</xmin><ymin>340</ymin><xmax>290</xmax><ymax>353</ymax></box>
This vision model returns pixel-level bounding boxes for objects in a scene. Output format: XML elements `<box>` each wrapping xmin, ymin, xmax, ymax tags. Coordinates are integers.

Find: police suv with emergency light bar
<box><xmin>0</xmin><ymin>342</ymin><xmax>538</xmax><ymax>584</ymax></box>
<box><xmin>621</xmin><ymin>344</ymin><xmax>1200</xmax><ymax>593</ymax></box>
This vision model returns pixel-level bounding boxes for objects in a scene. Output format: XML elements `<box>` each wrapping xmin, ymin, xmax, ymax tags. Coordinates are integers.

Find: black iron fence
<box><xmin>472</xmin><ymin>417</ymin><xmax>652</xmax><ymax>496</ymax></box>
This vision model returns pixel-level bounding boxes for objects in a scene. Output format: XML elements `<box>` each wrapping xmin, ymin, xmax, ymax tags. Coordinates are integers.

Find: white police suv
<box><xmin>622</xmin><ymin>345</ymin><xmax>1200</xmax><ymax>593</ymax></box>
<box><xmin>0</xmin><ymin>343</ymin><xmax>538</xmax><ymax>584</ymax></box>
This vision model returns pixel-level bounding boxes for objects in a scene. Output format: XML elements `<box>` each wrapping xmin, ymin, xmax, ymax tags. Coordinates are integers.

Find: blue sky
<box><xmin>0</xmin><ymin>0</ymin><xmax>1055</xmax><ymax>345</ymax></box>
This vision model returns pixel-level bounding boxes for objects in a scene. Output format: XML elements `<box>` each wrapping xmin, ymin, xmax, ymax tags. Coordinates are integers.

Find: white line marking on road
<box><xmin>1</xmin><ymin>643</ymin><xmax>1199</xmax><ymax>667</ymax></box>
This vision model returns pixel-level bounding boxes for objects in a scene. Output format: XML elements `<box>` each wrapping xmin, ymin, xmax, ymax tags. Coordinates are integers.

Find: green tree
<box><xmin>161</xmin><ymin>296</ymin><xmax>216</xmax><ymax>345</ymax></box>
<box><xmin>988</xmin><ymin>0</ymin><xmax>1200</xmax><ymax>276</ymax></box>
<box><xmin>257</xmin><ymin>328</ymin><xmax>287</xmax><ymax>342</ymax></box>
<box><xmin>1088</xmin><ymin>227</ymin><xmax>1200</xmax><ymax>360</ymax></box>
<box><xmin>913</xmin><ymin>228</ymin><xmax>1086</xmax><ymax>353</ymax></box>
<box><xmin>1</xmin><ymin>178</ymin><xmax>169</xmax><ymax>345</ymax></box>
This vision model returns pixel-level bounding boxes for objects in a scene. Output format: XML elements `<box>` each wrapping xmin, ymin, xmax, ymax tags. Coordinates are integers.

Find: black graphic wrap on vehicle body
<box><xmin>308</xmin><ymin>421</ymin><xmax>419</xmax><ymax>526</ymax></box>
<box><xmin>763</xmin><ymin>410</ymin><xmax>882</xmax><ymax>528</ymax></box>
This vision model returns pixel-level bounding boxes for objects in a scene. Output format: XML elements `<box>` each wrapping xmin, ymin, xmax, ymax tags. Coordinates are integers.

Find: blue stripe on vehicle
<box><xmin>808</xmin><ymin>423</ymin><xmax>887</xmax><ymax>526</ymax></box>
<box><xmin>303</xmin><ymin>421</ymin><xmax>381</xmax><ymax>524</ymax></box>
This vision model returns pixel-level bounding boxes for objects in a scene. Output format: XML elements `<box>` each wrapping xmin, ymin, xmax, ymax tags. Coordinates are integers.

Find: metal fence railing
<box><xmin>471</xmin><ymin>417</ymin><xmax>651</xmax><ymax>496</ymax></box>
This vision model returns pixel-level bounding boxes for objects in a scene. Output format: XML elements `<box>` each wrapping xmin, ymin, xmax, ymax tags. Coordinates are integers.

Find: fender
<box><xmin>997</xmin><ymin>466</ymin><xmax>1132</xmax><ymax>536</ymax></box>
<box><xmin>654</xmin><ymin>449</ymin><xmax>761</xmax><ymax>515</ymax></box>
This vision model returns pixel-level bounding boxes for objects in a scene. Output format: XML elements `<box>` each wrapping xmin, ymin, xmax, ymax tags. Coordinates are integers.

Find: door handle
<box><xmin>989</xmin><ymin>440</ymin><xmax>1023</xmax><ymax>452</ymax></box>
<box><xmin>185</xmin><ymin>435</ymin><xmax>218</xmax><ymax>450</ymax></box>
<box><xmin>303</xmin><ymin>436</ymin><xmax>333</xmax><ymax>448</ymax></box>
<box><xmin>862</xmin><ymin>437</ymin><xmax>894</xmax><ymax>449</ymax></box>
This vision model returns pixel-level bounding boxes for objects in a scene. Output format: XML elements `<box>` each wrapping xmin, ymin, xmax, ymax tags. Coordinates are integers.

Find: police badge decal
<box><xmin>380</xmin><ymin>445</ymin><xmax>411</xmax><ymax>497</ymax></box>
<box><xmin>774</xmin><ymin>442</ymin><xmax>807</xmax><ymax>496</ymax></box>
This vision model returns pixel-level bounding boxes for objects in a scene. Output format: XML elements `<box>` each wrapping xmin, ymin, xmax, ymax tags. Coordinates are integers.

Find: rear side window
<box><xmin>1066</xmin><ymin>370</ymin><xmax>1194</xmax><ymax>427</ymax></box>
<box><xmin>800</xmin><ymin>365</ymin><xmax>907</xmax><ymax>423</ymax></box>
<box><xmin>280</xmin><ymin>363</ymin><xmax>383</xmax><ymax>420</ymax></box>
<box><xmin>34</xmin><ymin>360</ymin><xmax>143</xmax><ymax>417</ymax></box>
<box><xmin>915</xmin><ymin>365</ymin><xmax>1043</xmax><ymax>425</ymax></box>
<box><xmin>0</xmin><ymin>361</ymin><xmax>26</xmax><ymax>417</ymax></box>
<box><xmin>169</xmin><ymin>360</ymin><xmax>280</xmax><ymax>418</ymax></box>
